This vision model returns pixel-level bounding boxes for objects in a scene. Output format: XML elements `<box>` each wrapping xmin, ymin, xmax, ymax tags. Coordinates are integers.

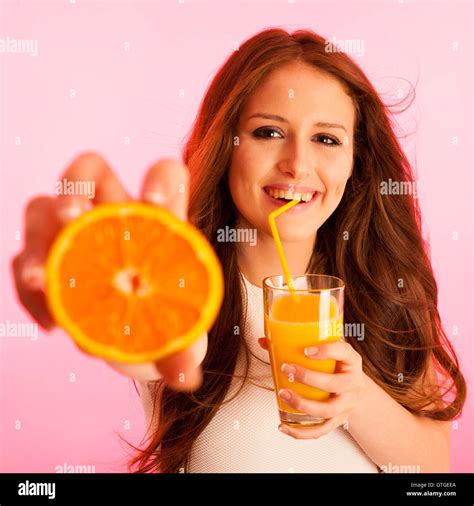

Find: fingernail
<box><xmin>22</xmin><ymin>263</ymin><xmax>45</xmax><ymax>290</ymax></box>
<box><xmin>279</xmin><ymin>425</ymin><xmax>289</xmax><ymax>435</ymax></box>
<box><xmin>304</xmin><ymin>346</ymin><xmax>318</xmax><ymax>357</ymax></box>
<box><xmin>278</xmin><ymin>388</ymin><xmax>291</xmax><ymax>401</ymax></box>
<box><xmin>281</xmin><ymin>363</ymin><xmax>296</xmax><ymax>375</ymax></box>
<box><xmin>143</xmin><ymin>190</ymin><xmax>168</xmax><ymax>205</ymax></box>
<box><xmin>57</xmin><ymin>205</ymin><xmax>82</xmax><ymax>223</ymax></box>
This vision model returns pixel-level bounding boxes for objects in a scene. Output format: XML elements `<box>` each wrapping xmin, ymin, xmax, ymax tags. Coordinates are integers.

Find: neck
<box><xmin>236</xmin><ymin>224</ymin><xmax>316</xmax><ymax>288</ymax></box>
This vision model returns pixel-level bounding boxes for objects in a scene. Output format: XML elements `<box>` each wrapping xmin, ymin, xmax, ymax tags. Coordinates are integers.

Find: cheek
<box><xmin>323</xmin><ymin>180</ymin><xmax>348</xmax><ymax>212</ymax></box>
<box><xmin>228</xmin><ymin>154</ymin><xmax>250</xmax><ymax>202</ymax></box>
<box><xmin>319</xmin><ymin>160</ymin><xmax>352</xmax><ymax>210</ymax></box>
<box><xmin>334</xmin><ymin>181</ymin><xmax>346</xmax><ymax>196</ymax></box>
<box><xmin>229</xmin><ymin>138</ymin><xmax>271</xmax><ymax>196</ymax></box>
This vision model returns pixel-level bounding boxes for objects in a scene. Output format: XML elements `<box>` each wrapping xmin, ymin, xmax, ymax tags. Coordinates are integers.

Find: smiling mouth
<box><xmin>263</xmin><ymin>186</ymin><xmax>318</xmax><ymax>203</ymax></box>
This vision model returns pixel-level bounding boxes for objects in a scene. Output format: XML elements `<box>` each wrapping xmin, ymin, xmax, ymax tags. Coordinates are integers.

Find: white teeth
<box><xmin>266</xmin><ymin>187</ymin><xmax>316</xmax><ymax>202</ymax></box>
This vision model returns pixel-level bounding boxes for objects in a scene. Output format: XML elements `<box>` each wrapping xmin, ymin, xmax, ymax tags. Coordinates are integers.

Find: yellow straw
<box><xmin>268</xmin><ymin>199</ymin><xmax>299</xmax><ymax>298</ymax></box>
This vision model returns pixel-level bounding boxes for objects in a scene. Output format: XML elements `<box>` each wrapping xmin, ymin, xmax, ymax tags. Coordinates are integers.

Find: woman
<box><xmin>13</xmin><ymin>28</ymin><xmax>466</xmax><ymax>474</ymax></box>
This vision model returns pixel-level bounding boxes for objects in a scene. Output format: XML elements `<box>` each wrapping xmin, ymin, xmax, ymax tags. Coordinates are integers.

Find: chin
<box><xmin>270</xmin><ymin>226</ymin><xmax>317</xmax><ymax>243</ymax></box>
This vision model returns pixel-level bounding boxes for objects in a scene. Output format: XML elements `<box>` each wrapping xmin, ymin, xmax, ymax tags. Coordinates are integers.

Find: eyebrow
<box><xmin>247</xmin><ymin>113</ymin><xmax>348</xmax><ymax>133</ymax></box>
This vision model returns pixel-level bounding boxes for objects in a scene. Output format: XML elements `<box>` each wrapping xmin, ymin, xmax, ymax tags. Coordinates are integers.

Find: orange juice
<box><xmin>264</xmin><ymin>292</ymin><xmax>343</xmax><ymax>417</ymax></box>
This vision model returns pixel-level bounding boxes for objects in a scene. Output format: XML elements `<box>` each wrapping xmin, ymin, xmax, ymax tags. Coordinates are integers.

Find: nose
<box><xmin>277</xmin><ymin>135</ymin><xmax>313</xmax><ymax>178</ymax></box>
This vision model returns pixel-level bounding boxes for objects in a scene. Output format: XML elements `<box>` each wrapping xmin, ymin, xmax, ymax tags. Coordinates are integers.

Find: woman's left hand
<box><xmin>258</xmin><ymin>337</ymin><xmax>368</xmax><ymax>439</ymax></box>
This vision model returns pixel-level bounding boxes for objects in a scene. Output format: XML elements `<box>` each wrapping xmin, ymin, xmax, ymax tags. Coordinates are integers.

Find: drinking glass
<box><xmin>263</xmin><ymin>274</ymin><xmax>344</xmax><ymax>426</ymax></box>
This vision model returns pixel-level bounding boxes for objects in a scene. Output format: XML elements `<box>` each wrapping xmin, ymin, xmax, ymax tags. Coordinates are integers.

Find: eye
<box><xmin>252</xmin><ymin>127</ymin><xmax>284</xmax><ymax>139</ymax></box>
<box><xmin>315</xmin><ymin>134</ymin><xmax>341</xmax><ymax>146</ymax></box>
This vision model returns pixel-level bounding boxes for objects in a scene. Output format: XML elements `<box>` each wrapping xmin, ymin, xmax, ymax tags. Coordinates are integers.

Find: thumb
<box><xmin>140</xmin><ymin>159</ymin><xmax>189</xmax><ymax>221</ymax></box>
<box><xmin>154</xmin><ymin>332</ymin><xmax>207</xmax><ymax>392</ymax></box>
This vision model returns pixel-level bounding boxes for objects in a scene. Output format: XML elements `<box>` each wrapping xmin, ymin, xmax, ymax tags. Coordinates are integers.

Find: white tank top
<box><xmin>140</xmin><ymin>273</ymin><xmax>379</xmax><ymax>473</ymax></box>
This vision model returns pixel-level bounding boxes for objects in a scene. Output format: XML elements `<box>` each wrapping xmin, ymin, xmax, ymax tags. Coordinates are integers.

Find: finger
<box><xmin>278</xmin><ymin>411</ymin><xmax>350</xmax><ymax>440</ymax></box>
<box><xmin>154</xmin><ymin>332</ymin><xmax>207</xmax><ymax>392</ymax></box>
<box><xmin>281</xmin><ymin>363</ymin><xmax>355</xmax><ymax>394</ymax></box>
<box><xmin>304</xmin><ymin>341</ymin><xmax>362</xmax><ymax>369</ymax></box>
<box><xmin>11</xmin><ymin>254</ymin><xmax>55</xmax><ymax>330</ymax></box>
<box><xmin>140</xmin><ymin>159</ymin><xmax>189</xmax><ymax>221</ymax></box>
<box><xmin>258</xmin><ymin>337</ymin><xmax>269</xmax><ymax>351</ymax></box>
<box><xmin>23</xmin><ymin>196</ymin><xmax>62</xmax><ymax>265</ymax></box>
<box><xmin>278</xmin><ymin>388</ymin><xmax>356</xmax><ymax>420</ymax></box>
<box><xmin>19</xmin><ymin>196</ymin><xmax>63</xmax><ymax>291</ymax></box>
<box><xmin>11</xmin><ymin>196</ymin><xmax>61</xmax><ymax>327</ymax></box>
<box><xmin>55</xmin><ymin>152</ymin><xmax>130</xmax><ymax>223</ymax></box>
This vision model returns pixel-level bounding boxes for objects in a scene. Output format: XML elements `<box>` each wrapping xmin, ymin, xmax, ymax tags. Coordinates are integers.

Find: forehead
<box><xmin>240</xmin><ymin>62</ymin><xmax>355</xmax><ymax>129</ymax></box>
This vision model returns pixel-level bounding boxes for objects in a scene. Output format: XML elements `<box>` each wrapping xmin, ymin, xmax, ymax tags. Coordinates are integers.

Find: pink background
<box><xmin>1</xmin><ymin>0</ymin><xmax>472</xmax><ymax>472</ymax></box>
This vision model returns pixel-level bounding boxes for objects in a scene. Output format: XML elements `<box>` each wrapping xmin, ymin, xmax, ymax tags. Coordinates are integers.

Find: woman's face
<box><xmin>229</xmin><ymin>61</ymin><xmax>355</xmax><ymax>242</ymax></box>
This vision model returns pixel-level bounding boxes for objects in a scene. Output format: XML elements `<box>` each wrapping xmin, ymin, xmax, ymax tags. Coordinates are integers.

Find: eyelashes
<box><xmin>251</xmin><ymin>127</ymin><xmax>342</xmax><ymax>146</ymax></box>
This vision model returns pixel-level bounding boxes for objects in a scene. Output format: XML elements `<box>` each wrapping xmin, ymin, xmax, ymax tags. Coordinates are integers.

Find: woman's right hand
<box><xmin>11</xmin><ymin>152</ymin><xmax>207</xmax><ymax>392</ymax></box>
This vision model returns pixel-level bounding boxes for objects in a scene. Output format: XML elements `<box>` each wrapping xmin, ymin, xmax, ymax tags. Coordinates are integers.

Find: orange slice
<box><xmin>46</xmin><ymin>202</ymin><xmax>224</xmax><ymax>363</ymax></box>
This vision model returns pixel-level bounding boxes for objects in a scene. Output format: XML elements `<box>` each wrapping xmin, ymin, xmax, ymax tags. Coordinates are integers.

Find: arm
<box><xmin>106</xmin><ymin>361</ymin><xmax>163</xmax><ymax>381</ymax></box>
<box><xmin>346</xmin><ymin>369</ymin><xmax>451</xmax><ymax>473</ymax></box>
<box><xmin>273</xmin><ymin>341</ymin><xmax>451</xmax><ymax>472</ymax></box>
<box><xmin>12</xmin><ymin>153</ymin><xmax>207</xmax><ymax>394</ymax></box>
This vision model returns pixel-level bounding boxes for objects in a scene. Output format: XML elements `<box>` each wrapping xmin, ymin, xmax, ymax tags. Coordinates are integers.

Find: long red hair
<box><xmin>125</xmin><ymin>28</ymin><xmax>466</xmax><ymax>473</ymax></box>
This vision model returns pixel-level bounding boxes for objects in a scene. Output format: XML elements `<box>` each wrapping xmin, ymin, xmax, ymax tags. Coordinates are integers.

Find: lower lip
<box><xmin>262</xmin><ymin>188</ymin><xmax>320</xmax><ymax>213</ymax></box>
